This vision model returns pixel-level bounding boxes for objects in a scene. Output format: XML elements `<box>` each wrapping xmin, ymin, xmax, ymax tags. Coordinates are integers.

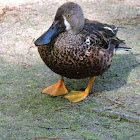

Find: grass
<box><xmin>0</xmin><ymin>53</ymin><xmax>139</xmax><ymax>140</ymax></box>
<box><xmin>0</xmin><ymin>0</ymin><xmax>140</xmax><ymax>139</ymax></box>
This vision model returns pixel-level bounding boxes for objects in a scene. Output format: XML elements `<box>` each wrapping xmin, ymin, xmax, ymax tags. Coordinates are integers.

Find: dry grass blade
<box><xmin>82</xmin><ymin>108</ymin><xmax>140</xmax><ymax>123</ymax></box>
<box><xmin>27</xmin><ymin>38</ymin><xmax>36</xmax><ymax>54</ymax></box>
<box><xmin>0</xmin><ymin>82</ymin><xmax>13</xmax><ymax>84</ymax></box>
<box><xmin>38</xmin><ymin>126</ymin><xmax>71</xmax><ymax>130</ymax></box>
<box><xmin>113</xmin><ymin>14</ymin><xmax>140</xmax><ymax>25</ymax></box>
<box><xmin>16</xmin><ymin>61</ymin><xmax>32</xmax><ymax>68</ymax></box>
<box><xmin>0</xmin><ymin>5</ymin><xmax>21</xmax><ymax>22</ymax></box>
<box><xmin>106</xmin><ymin>97</ymin><xmax>125</xmax><ymax>108</ymax></box>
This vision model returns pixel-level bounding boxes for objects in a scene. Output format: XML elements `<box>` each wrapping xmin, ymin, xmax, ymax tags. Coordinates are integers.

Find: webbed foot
<box><xmin>42</xmin><ymin>79</ymin><xmax>68</xmax><ymax>96</ymax></box>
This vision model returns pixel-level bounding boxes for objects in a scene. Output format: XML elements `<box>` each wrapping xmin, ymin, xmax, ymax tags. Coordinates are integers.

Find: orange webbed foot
<box><xmin>42</xmin><ymin>79</ymin><xmax>68</xmax><ymax>96</ymax></box>
<box><xmin>64</xmin><ymin>90</ymin><xmax>89</xmax><ymax>103</ymax></box>
<box><xmin>64</xmin><ymin>77</ymin><xmax>95</xmax><ymax>103</ymax></box>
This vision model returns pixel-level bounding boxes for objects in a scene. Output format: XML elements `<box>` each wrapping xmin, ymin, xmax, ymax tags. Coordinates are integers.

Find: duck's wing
<box><xmin>83</xmin><ymin>19</ymin><xmax>131</xmax><ymax>51</ymax></box>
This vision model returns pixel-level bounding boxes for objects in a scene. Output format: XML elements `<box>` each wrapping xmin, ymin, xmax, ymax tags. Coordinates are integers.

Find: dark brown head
<box><xmin>34</xmin><ymin>2</ymin><xmax>85</xmax><ymax>46</ymax></box>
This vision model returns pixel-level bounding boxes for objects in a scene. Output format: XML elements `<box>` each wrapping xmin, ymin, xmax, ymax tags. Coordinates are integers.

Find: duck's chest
<box><xmin>38</xmin><ymin>33</ymin><xmax>113</xmax><ymax>79</ymax></box>
<box><xmin>38</xmin><ymin>33</ymin><xmax>84</xmax><ymax>65</ymax></box>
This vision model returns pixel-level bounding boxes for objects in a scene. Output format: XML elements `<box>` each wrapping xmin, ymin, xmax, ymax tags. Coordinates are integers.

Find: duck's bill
<box><xmin>34</xmin><ymin>21</ymin><xmax>63</xmax><ymax>46</ymax></box>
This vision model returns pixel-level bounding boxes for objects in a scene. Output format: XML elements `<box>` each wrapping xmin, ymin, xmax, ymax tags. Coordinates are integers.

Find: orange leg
<box><xmin>42</xmin><ymin>79</ymin><xmax>68</xmax><ymax>96</ymax></box>
<box><xmin>65</xmin><ymin>77</ymin><xmax>95</xmax><ymax>103</ymax></box>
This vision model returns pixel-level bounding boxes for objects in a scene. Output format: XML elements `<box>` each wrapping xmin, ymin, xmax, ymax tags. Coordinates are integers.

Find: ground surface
<box><xmin>0</xmin><ymin>0</ymin><xmax>140</xmax><ymax>139</ymax></box>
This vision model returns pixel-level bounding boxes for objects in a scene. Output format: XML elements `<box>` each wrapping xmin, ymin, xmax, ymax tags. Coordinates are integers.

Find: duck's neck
<box><xmin>64</xmin><ymin>17</ymin><xmax>85</xmax><ymax>35</ymax></box>
<box><xmin>71</xmin><ymin>18</ymin><xmax>85</xmax><ymax>35</ymax></box>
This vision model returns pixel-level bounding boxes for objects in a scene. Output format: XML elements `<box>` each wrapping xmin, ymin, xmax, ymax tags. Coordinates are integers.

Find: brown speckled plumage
<box><xmin>35</xmin><ymin>2</ymin><xmax>130</xmax><ymax>80</ymax></box>
<box><xmin>38</xmin><ymin>19</ymin><xmax>116</xmax><ymax>79</ymax></box>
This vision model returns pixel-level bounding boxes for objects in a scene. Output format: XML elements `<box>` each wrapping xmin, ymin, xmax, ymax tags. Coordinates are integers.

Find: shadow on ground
<box><xmin>64</xmin><ymin>53</ymin><xmax>138</xmax><ymax>93</ymax></box>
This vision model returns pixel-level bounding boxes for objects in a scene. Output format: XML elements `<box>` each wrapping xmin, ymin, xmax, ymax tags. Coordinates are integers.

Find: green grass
<box><xmin>0</xmin><ymin>62</ymin><xmax>140</xmax><ymax>139</ymax></box>
<box><xmin>0</xmin><ymin>0</ymin><xmax>140</xmax><ymax>139</ymax></box>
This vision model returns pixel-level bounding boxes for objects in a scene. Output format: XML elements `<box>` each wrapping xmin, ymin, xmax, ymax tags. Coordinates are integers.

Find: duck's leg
<box><xmin>42</xmin><ymin>77</ymin><xmax>68</xmax><ymax>96</ymax></box>
<box><xmin>65</xmin><ymin>77</ymin><xmax>95</xmax><ymax>103</ymax></box>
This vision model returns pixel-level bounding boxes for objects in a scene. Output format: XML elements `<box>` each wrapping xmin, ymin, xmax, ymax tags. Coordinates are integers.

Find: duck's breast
<box><xmin>38</xmin><ymin>32</ymin><xmax>113</xmax><ymax>79</ymax></box>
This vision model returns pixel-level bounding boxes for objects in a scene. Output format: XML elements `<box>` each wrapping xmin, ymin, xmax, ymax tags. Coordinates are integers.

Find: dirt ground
<box><xmin>0</xmin><ymin>0</ymin><xmax>140</xmax><ymax>139</ymax></box>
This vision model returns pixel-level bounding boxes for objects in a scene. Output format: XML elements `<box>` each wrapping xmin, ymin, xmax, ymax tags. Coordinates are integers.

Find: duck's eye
<box><xmin>67</xmin><ymin>14</ymin><xmax>71</xmax><ymax>18</ymax></box>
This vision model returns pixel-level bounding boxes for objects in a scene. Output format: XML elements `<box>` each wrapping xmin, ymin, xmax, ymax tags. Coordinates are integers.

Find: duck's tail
<box><xmin>107</xmin><ymin>38</ymin><xmax>131</xmax><ymax>55</ymax></box>
<box><xmin>117</xmin><ymin>41</ymin><xmax>131</xmax><ymax>51</ymax></box>
<box><xmin>108</xmin><ymin>26</ymin><xmax>132</xmax><ymax>53</ymax></box>
<box><xmin>115</xmin><ymin>36</ymin><xmax>132</xmax><ymax>52</ymax></box>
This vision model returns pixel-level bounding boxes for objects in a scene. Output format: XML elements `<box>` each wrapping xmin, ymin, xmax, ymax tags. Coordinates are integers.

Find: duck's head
<box><xmin>34</xmin><ymin>2</ymin><xmax>85</xmax><ymax>46</ymax></box>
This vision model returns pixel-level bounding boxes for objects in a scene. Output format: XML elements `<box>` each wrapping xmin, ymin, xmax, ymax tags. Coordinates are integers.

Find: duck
<box><xmin>34</xmin><ymin>2</ymin><xmax>130</xmax><ymax>103</ymax></box>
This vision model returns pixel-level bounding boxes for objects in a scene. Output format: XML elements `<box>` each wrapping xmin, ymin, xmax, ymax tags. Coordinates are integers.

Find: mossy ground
<box><xmin>0</xmin><ymin>0</ymin><xmax>140</xmax><ymax>139</ymax></box>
